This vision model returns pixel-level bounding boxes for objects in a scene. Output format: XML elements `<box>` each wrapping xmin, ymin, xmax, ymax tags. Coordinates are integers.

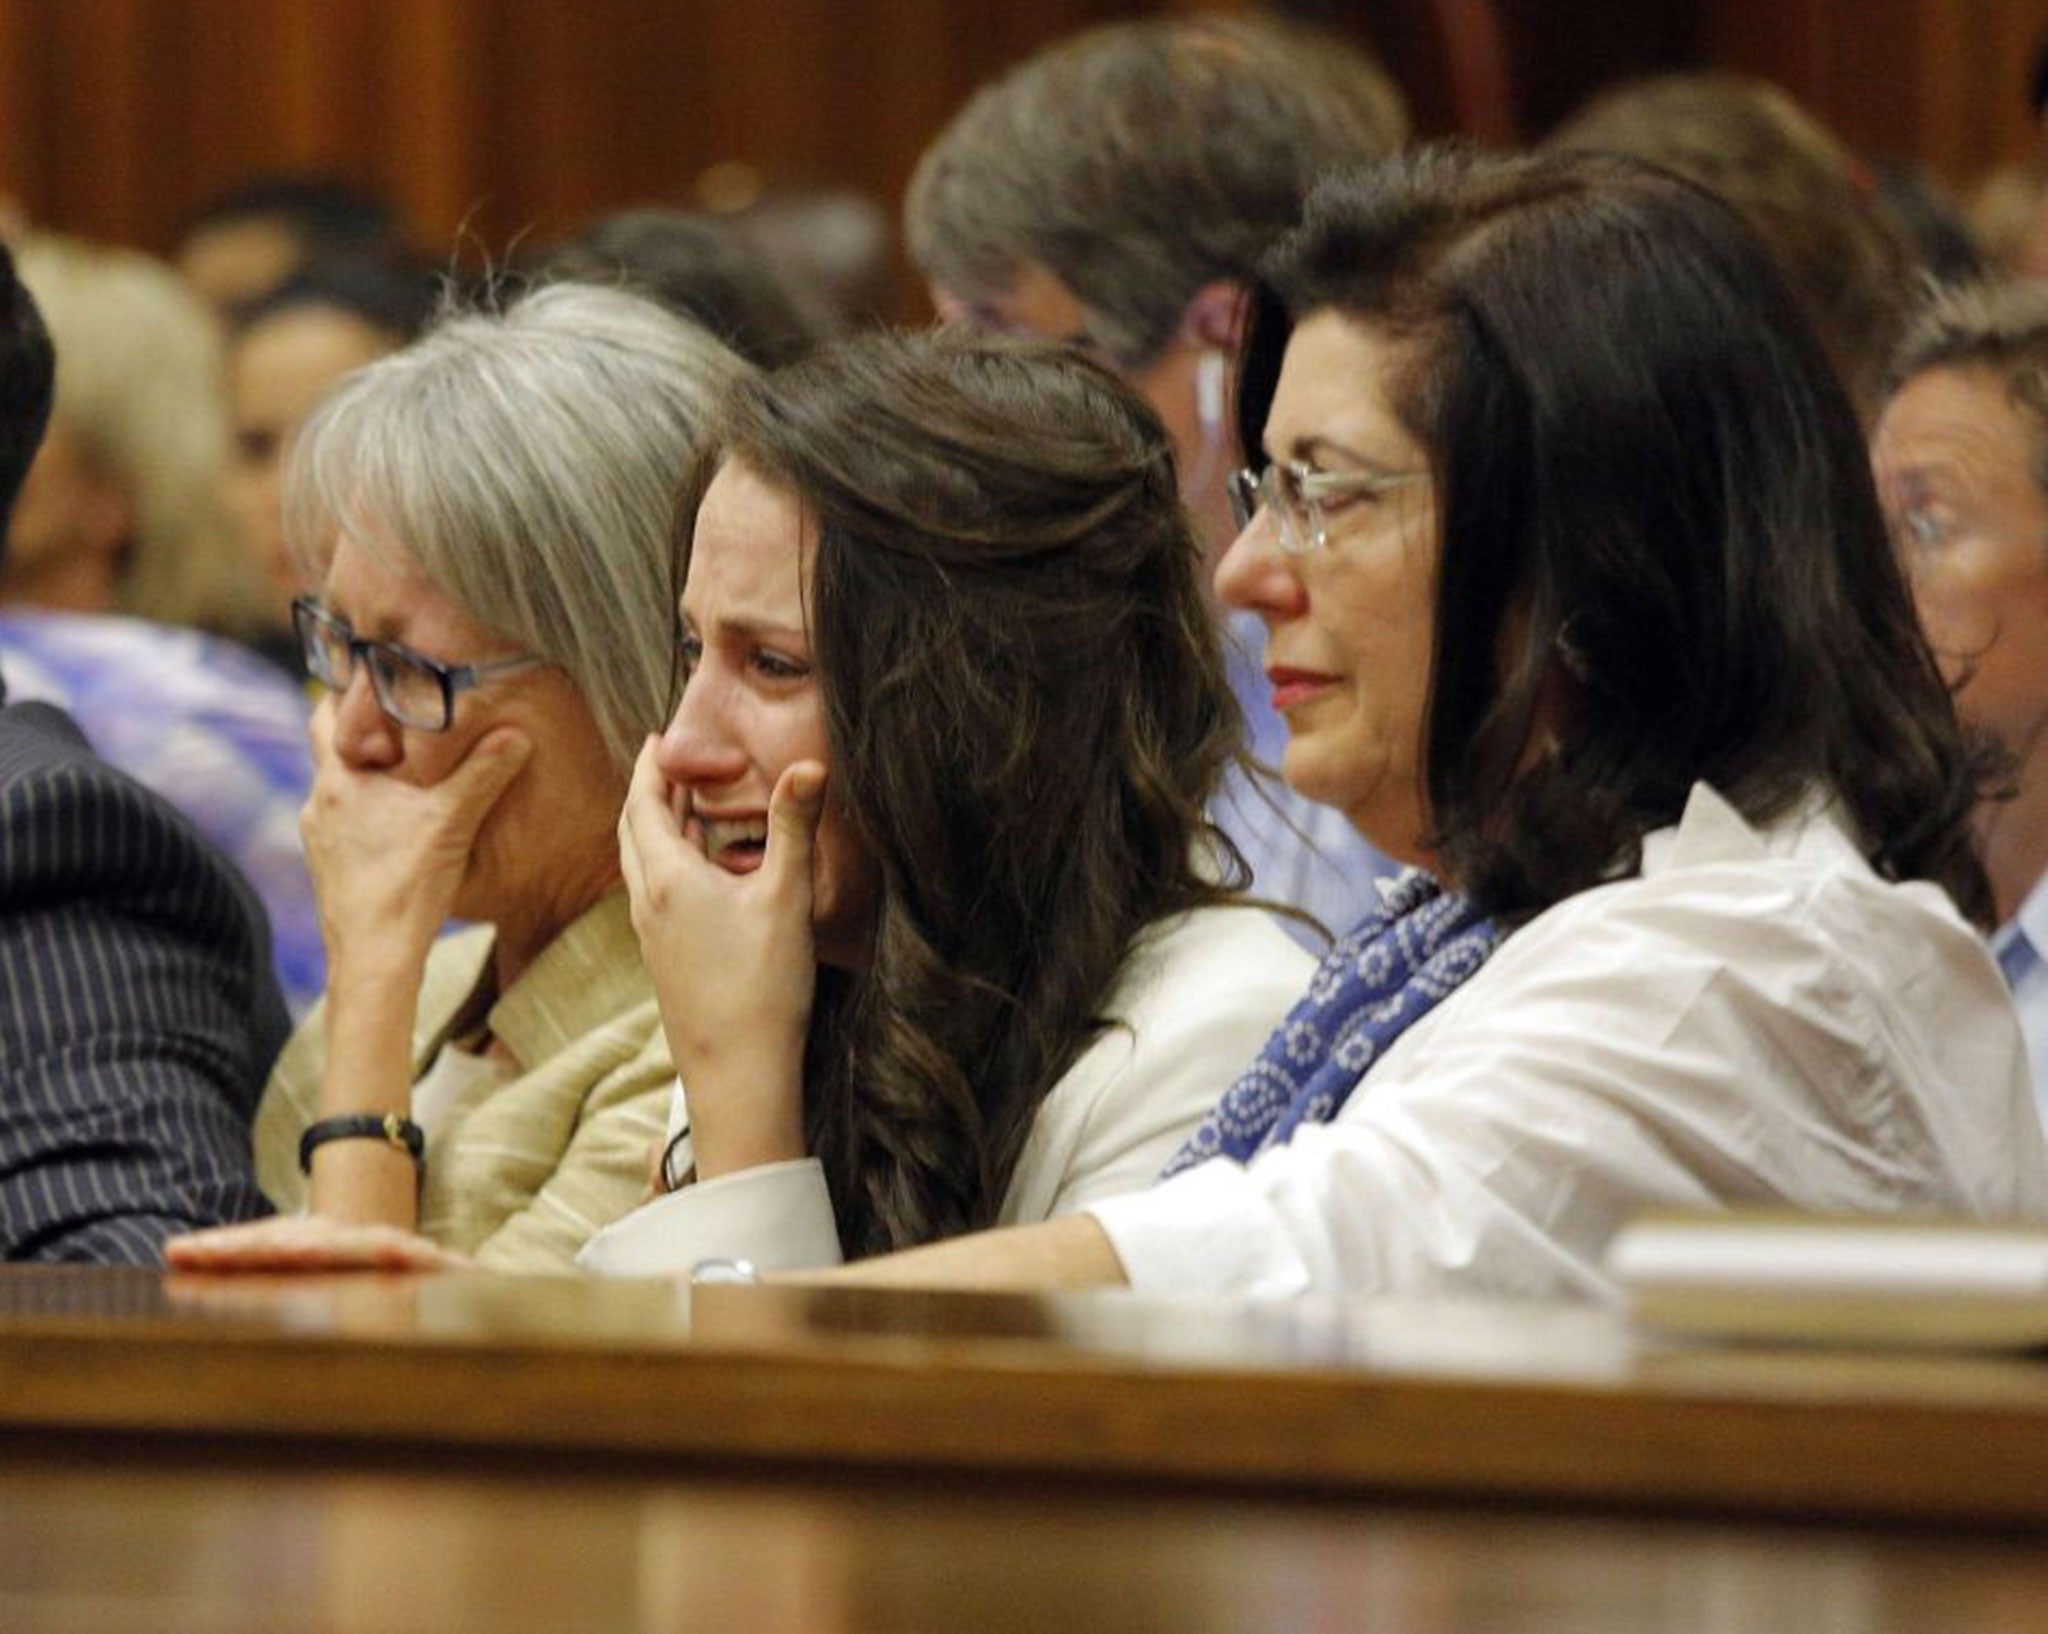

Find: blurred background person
<box><xmin>224</xmin><ymin>253</ymin><xmax>440</xmax><ymax>673</ymax></box>
<box><xmin>1871</xmin><ymin>162</ymin><xmax>1987</xmax><ymax>290</ymax></box>
<box><xmin>906</xmin><ymin>14</ymin><xmax>1409</xmax><ymax>946</ymax></box>
<box><xmin>1546</xmin><ymin>71</ymin><xmax>1919</xmax><ymax>421</ymax></box>
<box><xmin>1873</xmin><ymin>278</ymin><xmax>2048</xmax><ymax>1123</ymax></box>
<box><xmin>0</xmin><ymin>230</ymin><xmax>321</xmax><ymax>1014</ymax></box>
<box><xmin>1</xmin><ymin>236</ymin><xmax>285</xmax><ymax>1266</ymax></box>
<box><xmin>176</xmin><ymin>172</ymin><xmax>413</xmax><ymax>318</ymax></box>
<box><xmin>4</xmin><ymin>233</ymin><xmax>258</xmax><ymax>634</ymax></box>
<box><xmin>531</xmin><ymin>207</ymin><xmax>823</xmax><ymax>369</ymax></box>
<box><xmin>1971</xmin><ymin>41</ymin><xmax>2048</xmax><ymax>284</ymax></box>
<box><xmin>720</xmin><ymin>186</ymin><xmax>896</xmax><ymax>340</ymax></box>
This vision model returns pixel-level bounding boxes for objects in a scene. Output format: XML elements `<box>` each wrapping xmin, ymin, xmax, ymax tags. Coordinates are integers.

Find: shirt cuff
<box><xmin>1085</xmin><ymin>1157</ymin><xmax>1313</xmax><ymax>1298</ymax></box>
<box><xmin>574</xmin><ymin>1158</ymin><xmax>845</xmax><ymax>1276</ymax></box>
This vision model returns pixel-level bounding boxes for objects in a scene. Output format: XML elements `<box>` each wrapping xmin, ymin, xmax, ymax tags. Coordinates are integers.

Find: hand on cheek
<box><xmin>303</xmin><ymin>696</ymin><xmax>536</xmax><ymax>979</ymax></box>
<box><xmin>619</xmin><ymin>740</ymin><xmax>823</xmax><ymax>1179</ymax></box>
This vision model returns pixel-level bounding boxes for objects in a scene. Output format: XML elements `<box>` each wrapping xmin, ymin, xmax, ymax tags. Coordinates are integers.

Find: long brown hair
<box><xmin>706</xmin><ymin>328</ymin><xmax>1245</xmax><ymax>1256</ymax></box>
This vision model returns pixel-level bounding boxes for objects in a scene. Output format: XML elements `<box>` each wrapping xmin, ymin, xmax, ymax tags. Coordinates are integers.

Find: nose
<box><xmin>329</xmin><ymin>665</ymin><xmax>403</xmax><ymax>770</ymax></box>
<box><xmin>1213</xmin><ymin>506</ymin><xmax>1308</xmax><ymax>621</ymax></box>
<box><xmin>653</xmin><ymin>669</ymin><xmax>748</xmax><ymax>797</ymax></box>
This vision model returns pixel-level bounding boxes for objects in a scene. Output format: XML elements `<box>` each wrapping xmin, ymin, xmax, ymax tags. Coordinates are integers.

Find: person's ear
<box><xmin>1177</xmin><ymin>279</ymin><xmax>1247</xmax><ymax>354</ymax></box>
<box><xmin>1176</xmin><ymin>281</ymin><xmax>1247</xmax><ymax>448</ymax></box>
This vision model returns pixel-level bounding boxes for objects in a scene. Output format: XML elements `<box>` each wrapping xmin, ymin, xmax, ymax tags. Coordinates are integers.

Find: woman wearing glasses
<box><xmin>221</xmin><ymin>284</ymin><xmax>744</xmax><ymax>1269</ymax></box>
<box><xmin>179</xmin><ymin>327</ymin><xmax>1312</xmax><ymax>1276</ymax></box>
<box><xmin>770</xmin><ymin>148</ymin><xmax>2044</xmax><ymax>1297</ymax></box>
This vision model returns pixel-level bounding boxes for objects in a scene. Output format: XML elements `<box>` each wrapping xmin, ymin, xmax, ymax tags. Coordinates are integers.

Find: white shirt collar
<box><xmin>1998</xmin><ymin>871</ymin><xmax>2048</xmax><ymax>959</ymax></box>
<box><xmin>1639</xmin><ymin>782</ymin><xmax>1859</xmax><ymax>879</ymax></box>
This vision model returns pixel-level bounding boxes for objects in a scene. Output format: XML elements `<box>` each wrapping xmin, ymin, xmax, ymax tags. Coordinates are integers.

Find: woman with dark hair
<box><xmin>576</xmin><ymin>328</ymin><xmax>1311</xmax><ymax>1270</ymax></box>
<box><xmin>811</xmin><ymin>147</ymin><xmax>2048</xmax><ymax>1299</ymax></box>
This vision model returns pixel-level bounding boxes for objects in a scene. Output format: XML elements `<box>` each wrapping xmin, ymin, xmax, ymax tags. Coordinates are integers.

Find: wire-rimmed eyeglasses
<box><xmin>1225</xmin><ymin>460</ymin><xmax>1425</xmax><ymax>555</ymax></box>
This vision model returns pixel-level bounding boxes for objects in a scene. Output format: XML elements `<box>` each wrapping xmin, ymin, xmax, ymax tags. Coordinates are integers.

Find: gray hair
<box><xmin>285</xmin><ymin>282</ymin><xmax>745</xmax><ymax>771</ymax></box>
<box><xmin>905</xmin><ymin>16</ymin><xmax>1406</xmax><ymax>368</ymax></box>
<box><xmin>1888</xmin><ymin>278</ymin><xmax>2048</xmax><ymax>494</ymax></box>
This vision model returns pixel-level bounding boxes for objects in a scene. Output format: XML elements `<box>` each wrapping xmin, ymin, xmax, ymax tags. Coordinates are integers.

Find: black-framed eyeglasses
<box><xmin>1225</xmin><ymin>460</ymin><xmax>1426</xmax><ymax>555</ymax></box>
<box><xmin>291</xmin><ymin>596</ymin><xmax>545</xmax><ymax>732</ymax></box>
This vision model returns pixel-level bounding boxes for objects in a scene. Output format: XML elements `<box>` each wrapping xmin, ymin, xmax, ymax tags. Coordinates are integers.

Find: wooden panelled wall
<box><xmin>0</xmin><ymin>0</ymin><xmax>2041</xmax><ymax>292</ymax></box>
<box><xmin>0</xmin><ymin>0</ymin><xmax>1245</xmax><ymax>306</ymax></box>
<box><xmin>1701</xmin><ymin>0</ymin><xmax>2048</xmax><ymax>190</ymax></box>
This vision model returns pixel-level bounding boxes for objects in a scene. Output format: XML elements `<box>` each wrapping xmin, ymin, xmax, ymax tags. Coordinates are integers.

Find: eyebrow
<box><xmin>318</xmin><ymin>597</ymin><xmax>411</xmax><ymax>646</ymax></box>
<box><xmin>1261</xmin><ymin>433</ymin><xmax>1413</xmax><ymax>476</ymax></box>
<box><xmin>677</xmin><ymin>609</ymin><xmax>811</xmax><ymax>646</ymax></box>
<box><xmin>1881</xmin><ymin>455</ymin><xmax>1964</xmax><ymax>493</ymax></box>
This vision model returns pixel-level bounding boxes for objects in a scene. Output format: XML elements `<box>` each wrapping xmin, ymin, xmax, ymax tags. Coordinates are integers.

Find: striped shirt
<box><xmin>1</xmin><ymin>691</ymin><xmax>285</xmax><ymax>1262</ymax></box>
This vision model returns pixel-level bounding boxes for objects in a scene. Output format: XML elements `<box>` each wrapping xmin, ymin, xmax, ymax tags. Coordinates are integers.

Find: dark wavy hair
<box><xmin>1238</xmin><ymin>147</ymin><xmax>1993</xmax><ymax>927</ymax></box>
<box><xmin>700</xmin><ymin>328</ymin><xmax>1247</xmax><ymax>1256</ymax></box>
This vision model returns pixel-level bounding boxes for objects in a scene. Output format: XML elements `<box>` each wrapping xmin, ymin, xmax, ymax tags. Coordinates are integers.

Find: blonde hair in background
<box><xmin>284</xmin><ymin>282</ymin><xmax>747</xmax><ymax>774</ymax></box>
<box><xmin>13</xmin><ymin>231</ymin><xmax>258</xmax><ymax>635</ymax></box>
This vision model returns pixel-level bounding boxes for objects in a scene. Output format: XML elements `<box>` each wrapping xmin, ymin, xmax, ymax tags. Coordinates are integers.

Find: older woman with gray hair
<box><xmin>183</xmin><ymin>283</ymin><xmax>744</xmax><ymax>1271</ymax></box>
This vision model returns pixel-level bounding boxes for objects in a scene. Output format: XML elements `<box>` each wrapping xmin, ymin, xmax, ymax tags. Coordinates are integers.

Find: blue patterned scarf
<box><xmin>1163</xmin><ymin>869</ymin><xmax>1503</xmax><ymax>1177</ymax></box>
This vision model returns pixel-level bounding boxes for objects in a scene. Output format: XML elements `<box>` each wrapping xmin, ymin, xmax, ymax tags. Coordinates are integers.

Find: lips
<box><xmin>1267</xmin><ymin>666</ymin><xmax>1340</xmax><ymax>713</ymax></box>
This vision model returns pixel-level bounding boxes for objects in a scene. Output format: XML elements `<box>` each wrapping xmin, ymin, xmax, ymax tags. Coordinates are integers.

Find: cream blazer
<box><xmin>254</xmin><ymin>892</ymin><xmax>672</xmax><ymax>1271</ymax></box>
<box><xmin>577</xmin><ymin>902</ymin><xmax>1314</xmax><ymax>1275</ymax></box>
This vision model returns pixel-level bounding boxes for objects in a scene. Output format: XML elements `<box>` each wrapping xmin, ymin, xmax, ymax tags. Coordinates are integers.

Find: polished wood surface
<box><xmin>9</xmin><ymin>1267</ymin><xmax>2048</xmax><ymax>1631</ymax></box>
<box><xmin>6</xmin><ymin>1267</ymin><xmax>2048</xmax><ymax>1529</ymax></box>
<box><xmin>7</xmin><ymin>1439</ymin><xmax>2048</xmax><ymax>1634</ymax></box>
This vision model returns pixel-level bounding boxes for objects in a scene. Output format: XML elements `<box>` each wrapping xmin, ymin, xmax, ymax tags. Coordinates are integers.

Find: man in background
<box><xmin>1873</xmin><ymin>279</ymin><xmax>2048</xmax><ymax>1123</ymax></box>
<box><xmin>906</xmin><ymin>16</ymin><xmax>1408</xmax><ymax>942</ymax></box>
<box><xmin>0</xmin><ymin>241</ymin><xmax>283</xmax><ymax>1262</ymax></box>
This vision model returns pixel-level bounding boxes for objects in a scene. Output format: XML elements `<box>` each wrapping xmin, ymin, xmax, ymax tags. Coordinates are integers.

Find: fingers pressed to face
<box><xmin>622</xmin><ymin>736</ymin><xmax>677</xmax><ymax>857</ymax></box>
<box><xmin>764</xmin><ymin>760</ymin><xmax>827</xmax><ymax>899</ymax></box>
<box><xmin>443</xmin><ymin>725</ymin><xmax>534</xmax><ymax>809</ymax></box>
<box><xmin>625</xmin><ymin>733</ymin><xmax>667</xmax><ymax>810</ymax></box>
<box><xmin>622</xmin><ymin>735</ymin><xmax>719</xmax><ymax>915</ymax></box>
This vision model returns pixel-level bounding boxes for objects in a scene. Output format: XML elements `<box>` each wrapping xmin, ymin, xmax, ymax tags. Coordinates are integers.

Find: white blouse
<box><xmin>577</xmin><ymin>903</ymin><xmax>1313</xmax><ymax>1275</ymax></box>
<box><xmin>1090</xmin><ymin>784</ymin><xmax>2048</xmax><ymax>1302</ymax></box>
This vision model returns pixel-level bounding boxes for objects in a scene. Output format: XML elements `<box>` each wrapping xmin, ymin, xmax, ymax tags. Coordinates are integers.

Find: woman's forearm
<box><xmin>818</xmin><ymin>1211</ymin><xmax>1132</xmax><ymax>1292</ymax></box>
<box><xmin>308</xmin><ymin>961</ymin><xmax>426</xmax><ymax>1228</ymax></box>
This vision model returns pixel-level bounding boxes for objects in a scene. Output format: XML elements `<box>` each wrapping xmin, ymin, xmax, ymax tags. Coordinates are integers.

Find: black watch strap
<box><xmin>298</xmin><ymin>1112</ymin><xmax>427</xmax><ymax>1175</ymax></box>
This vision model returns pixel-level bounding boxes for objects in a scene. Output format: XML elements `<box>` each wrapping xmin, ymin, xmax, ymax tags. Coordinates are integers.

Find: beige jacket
<box><xmin>254</xmin><ymin>892</ymin><xmax>671</xmax><ymax>1271</ymax></box>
